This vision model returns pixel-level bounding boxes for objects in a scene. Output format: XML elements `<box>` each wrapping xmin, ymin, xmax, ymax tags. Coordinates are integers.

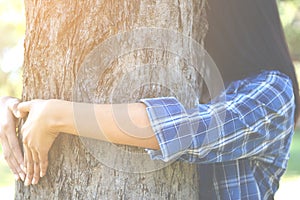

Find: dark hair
<box><xmin>205</xmin><ymin>0</ymin><xmax>299</xmax><ymax>122</ymax></box>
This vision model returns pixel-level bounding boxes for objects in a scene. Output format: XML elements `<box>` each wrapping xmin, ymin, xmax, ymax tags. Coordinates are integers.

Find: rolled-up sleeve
<box><xmin>141</xmin><ymin>71</ymin><xmax>295</xmax><ymax>166</ymax></box>
<box><xmin>141</xmin><ymin>97</ymin><xmax>193</xmax><ymax>161</ymax></box>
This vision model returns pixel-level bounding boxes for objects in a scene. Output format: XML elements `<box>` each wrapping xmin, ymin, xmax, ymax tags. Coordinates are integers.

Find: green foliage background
<box><xmin>279</xmin><ymin>0</ymin><xmax>300</xmax><ymax>61</ymax></box>
<box><xmin>0</xmin><ymin>0</ymin><xmax>24</xmax><ymax>97</ymax></box>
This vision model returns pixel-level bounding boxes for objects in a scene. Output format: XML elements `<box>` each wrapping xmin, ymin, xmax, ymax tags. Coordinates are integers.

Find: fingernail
<box><xmin>16</xmin><ymin>111</ymin><xmax>21</xmax><ymax>118</ymax></box>
<box><xmin>24</xmin><ymin>179</ymin><xmax>30</xmax><ymax>186</ymax></box>
<box><xmin>19</xmin><ymin>173</ymin><xmax>25</xmax><ymax>181</ymax></box>
<box><xmin>14</xmin><ymin>174</ymin><xmax>20</xmax><ymax>181</ymax></box>
<box><xmin>40</xmin><ymin>172</ymin><xmax>44</xmax><ymax>178</ymax></box>
<box><xmin>32</xmin><ymin>178</ymin><xmax>37</xmax><ymax>185</ymax></box>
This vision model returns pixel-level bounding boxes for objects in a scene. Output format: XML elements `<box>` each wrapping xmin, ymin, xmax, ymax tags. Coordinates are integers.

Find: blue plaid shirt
<box><xmin>141</xmin><ymin>70</ymin><xmax>295</xmax><ymax>200</ymax></box>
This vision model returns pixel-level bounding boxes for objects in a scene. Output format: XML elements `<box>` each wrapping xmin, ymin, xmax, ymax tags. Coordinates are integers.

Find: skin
<box><xmin>0</xmin><ymin>97</ymin><xmax>26</xmax><ymax>181</ymax></box>
<box><xmin>16</xmin><ymin>99</ymin><xmax>159</xmax><ymax>186</ymax></box>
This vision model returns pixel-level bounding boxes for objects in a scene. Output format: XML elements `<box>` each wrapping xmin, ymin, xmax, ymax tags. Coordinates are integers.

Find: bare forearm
<box><xmin>51</xmin><ymin>100</ymin><xmax>159</xmax><ymax>149</ymax></box>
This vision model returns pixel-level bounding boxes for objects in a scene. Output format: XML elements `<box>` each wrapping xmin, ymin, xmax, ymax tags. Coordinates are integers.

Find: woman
<box><xmin>1</xmin><ymin>0</ymin><xmax>298</xmax><ymax>199</ymax></box>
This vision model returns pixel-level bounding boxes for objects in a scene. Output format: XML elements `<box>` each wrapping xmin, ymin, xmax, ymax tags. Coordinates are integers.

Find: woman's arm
<box><xmin>18</xmin><ymin>71</ymin><xmax>295</xmax><ymax>185</ymax></box>
<box><xmin>50</xmin><ymin>100</ymin><xmax>159</xmax><ymax>149</ymax></box>
<box><xmin>18</xmin><ymin>99</ymin><xmax>159</xmax><ymax>185</ymax></box>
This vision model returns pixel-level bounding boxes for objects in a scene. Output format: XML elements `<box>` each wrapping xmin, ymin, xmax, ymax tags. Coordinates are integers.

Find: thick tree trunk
<box><xmin>16</xmin><ymin>0</ymin><xmax>207</xmax><ymax>199</ymax></box>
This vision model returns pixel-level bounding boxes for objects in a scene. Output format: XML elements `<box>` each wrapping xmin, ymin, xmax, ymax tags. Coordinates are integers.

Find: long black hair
<box><xmin>205</xmin><ymin>0</ymin><xmax>299</xmax><ymax>122</ymax></box>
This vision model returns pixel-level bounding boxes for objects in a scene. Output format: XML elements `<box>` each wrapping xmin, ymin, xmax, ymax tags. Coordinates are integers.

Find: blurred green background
<box><xmin>0</xmin><ymin>0</ymin><xmax>299</xmax><ymax>199</ymax></box>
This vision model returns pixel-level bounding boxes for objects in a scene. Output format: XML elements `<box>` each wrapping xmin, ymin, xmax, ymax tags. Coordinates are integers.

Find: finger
<box><xmin>5</xmin><ymin>158</ymin><xmax>20</xmax><ymax>181</ymax></box>
<box><xmin>6</xmin><ymin>129</ymin><xmax>25</xmax><ymax>173</ymax></box>
<box><xmin>2</xmin><ymin>113</ymin><xmax>26</xmax><ymax>176</ymax></box>
<box><xmin>31</xmin><ymin>150</ymin><xmax>40</xmax><ymax>185</ymax></box>
<box><xmin>1</xmin><ymin>136</ymin><xmax>24</xmax><ymax>181</ymax></box>
<box><xmin>7</xmin><ymin>98</ymin><xmax>21</xmax><ymax>118</ymax></box>
<box><xmin>24</xmin><ymin>145</ymin><xmax>34</xmax><ymax>186</ymax></box>
<box><xmin>38</xmin><ymin>150</ymin><xmax>49</xmax><ymax>178</ymax></box>
<box><xmin>17</xmin><ymin>101</ymin><xmax>32</xmax><ymax>117</ymax></box>
<box><xmin>23</xmin><ymin>147</ymin><xmax>27</xmax><ymax>173</ymax></box>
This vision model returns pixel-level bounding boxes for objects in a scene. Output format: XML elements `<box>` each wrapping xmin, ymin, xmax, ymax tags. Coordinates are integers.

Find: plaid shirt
<box><xmin>141</xmin><ymin>70</ymin><xmax>295</xmax><ymax>200</ymax></box>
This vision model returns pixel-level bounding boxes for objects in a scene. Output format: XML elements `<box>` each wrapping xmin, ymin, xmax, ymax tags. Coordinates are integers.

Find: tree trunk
<box><xmin>16</xmin><ymin>0</ymin><xmax>207</xmax><ymax>199</ymax></box>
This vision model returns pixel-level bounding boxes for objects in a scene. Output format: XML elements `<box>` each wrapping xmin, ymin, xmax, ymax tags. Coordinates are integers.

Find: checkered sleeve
<box><xmin>140</xmin><ymin>97</ymin><xmax>193</xmax><ymax>161</ymax></box>
<box><xmin>141</xmin><ymin>71</ymin><xmax>295</xmax><ymax>165</ymax></box>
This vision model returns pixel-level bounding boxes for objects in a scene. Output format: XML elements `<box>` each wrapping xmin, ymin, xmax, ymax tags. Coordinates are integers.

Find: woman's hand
<box><xmin>0</xmin><ymin>96</ymin><xmax>26</xmax><ymax>181</ymax></box>
<box><xmin>18</xmin><ymin>99</ymin><xmax>60</xmax><ymax>186</ymax></box>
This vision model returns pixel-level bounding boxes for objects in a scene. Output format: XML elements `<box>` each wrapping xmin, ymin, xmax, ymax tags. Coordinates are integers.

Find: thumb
<box><xmin>7</xmin><ymin>98</ymin><xmax>21</xmax><ymax>118</ymax></box>
<box><xmin>17</xmin><ymin>101</ymin><xmax>33</xmax><ymax>118</ymax></box>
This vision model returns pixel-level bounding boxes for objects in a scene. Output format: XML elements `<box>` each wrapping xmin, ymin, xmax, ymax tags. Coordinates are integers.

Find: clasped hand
<box><xmin>0</xmin><ymin>97</ymin><xmax>60</xmax><ymax>186</ymax></box>
<box><xmin>18</xmin><ymin>100</ymin><xmax>60</xmax><ymax>186</ymax></box>
<box><xmin>0</xmin><ymin>97</ymin><xmax>25</xmax><ymax>181</ymax></box>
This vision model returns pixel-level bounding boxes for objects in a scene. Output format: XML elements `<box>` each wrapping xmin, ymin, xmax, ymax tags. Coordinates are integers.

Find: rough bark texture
<box><xmin>16</xmin><ymin>0</ymin><xmax>208</xmax><ymax>199</ymax></box>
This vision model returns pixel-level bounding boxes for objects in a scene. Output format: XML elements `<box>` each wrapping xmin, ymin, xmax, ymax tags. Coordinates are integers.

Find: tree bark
<box><xmin>16</xmin><ymin>0</ymin><xmax>207</xmax><ymax>199</ymax></box>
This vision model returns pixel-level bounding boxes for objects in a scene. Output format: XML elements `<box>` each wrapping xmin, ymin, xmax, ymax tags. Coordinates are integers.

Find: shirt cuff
<box><xmin>140</xmin><ymin>97</ymin><xmax>193</xmax><ymax>162</ymax></box>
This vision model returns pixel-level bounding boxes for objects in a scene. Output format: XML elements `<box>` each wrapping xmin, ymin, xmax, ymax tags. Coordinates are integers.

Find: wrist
<box><xmin>47</xmin><ymin>99</ymin><xmax>76</xmax><ymax>135</ymax></box>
